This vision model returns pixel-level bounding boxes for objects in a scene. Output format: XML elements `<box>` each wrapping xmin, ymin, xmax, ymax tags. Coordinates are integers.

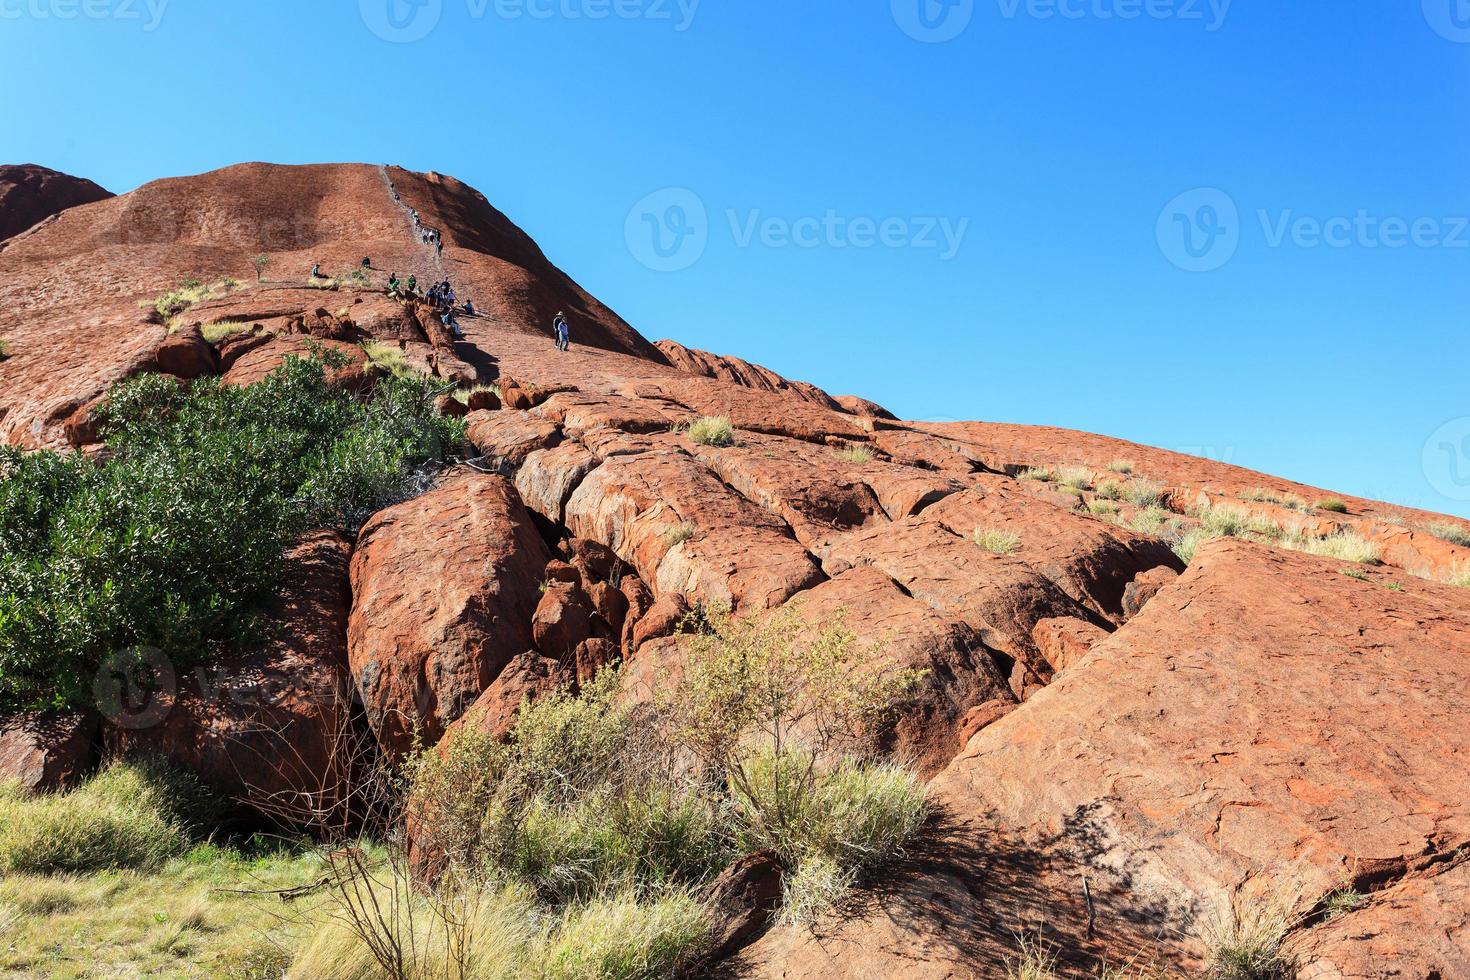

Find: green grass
<box><xmin>683</xmin><ymin>416</ymin><xmax>737</xmax><ymax>447</ymax></box>
<box><xmin>1321</xmin><ymin>888</ymin><xmax>1364</xmax><ymax>921</ymax></box>
<box><xmin>833</xmin><ymin>444</ymin><xmax>875</xmax><ymax>464</ymax></box>
<box><xmin>0</xmin><ymin>759</ymin><xmax>218</xmax><ymax>875</ymax></box>
<box><xmin>1446</xmin><ymin>563</ymin><xmax>1470</xmax><ymax>589</ymax></box>
<box><xmin>360</xmin><ymin>340</ymin><xmax>418</xmax><ymax>379</ymax></box>
<box><xmin>1087</xmin><ymin>499</ymin><xmax>1121</xmax><ymax>517</ymax></box>
<box><xmin>1315</xmin><ymin>498</ymin><xmax>1349</xmax><ymax>514</ymax></box>
<box><xmin>1283</xmin><ymin>531</ymin><xmax>1381</xmax><ymax>566</ymax></box>
<box><xmin>1095</xmin><ymin>480</ymin><xmax>1126</xmax><ymax>501</ymax></box>
<box><xmin>1106</xmin><ymin>459</ymin><xmax>1135</xmax><ymax>475</ymax></box>
<box><xmin>0</xmin><ymin>839</ymin><xmax>327</xmax><ymax>979</ymax></box>
<box><xmin>1124</xmin><ymin>479</ymin><xmax>1166</xmax><ymax>508</ymax></box>
<box><xmin>1057</xmin><ymin>466</ymin><xmax>1092</xmax><ymax>490</ymax></box>
<box><xmin>1239</xmin><ymin>488</ymin><xmax>1308</xmax><ymax>511</ymax></box>
<box><xmin>1128</xmin><ymin>505</ymin><xmax>1183</xmax><ymax>538</ymax></box>
<box><xmin>1017</xmin><ymin>466</ymin><xmax>1057</xmax><ymax>483</ymax></box>
<box><xmin>0</xmin><ymin>339</ymin><xmax>9</xmax><ymax>360</ymax></box>
<box><xmin>1203</xmin><ymin>891</ymin><xmax>1297</xmax><ymax>980</ymax></box>
<box><xmin>973</xmin><ymin>526</ymin><xmax>1021</xmax><ymax>555</ymax></box>
<box><xmin>199</xmin><ymin>320</ymin><xmax>250</xmax><ymax>343</ymax></box>
<box><xmin>1341</xmin><ymin>567</ymin><xmax>1369</xmax><ymax>581</ymax></box>
<box><xmin>140</xmin><ymin>277</ymin><xmax>239</xmax><ymax>327</ymax></box>
<box><xmin>663</xmin><ymin>522</ymin><xmax>697</xmax><ymax>548</ymax></box>
<box><xmin>1426</xmin><ymin>522</ymin><xmax>1470</xmax><ymax>548</ymax></box>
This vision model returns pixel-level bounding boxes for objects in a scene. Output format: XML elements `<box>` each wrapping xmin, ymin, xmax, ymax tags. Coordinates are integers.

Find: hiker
<box><xmin>427</xmin><ymin>283</ymin><xmax>440</xmax><ymax>307</ymax></box>
<box><xmin>553</xmin><ymin>311</ymin><xmax>570</xmax><ymax>352</ymax></box>
<box><xmin>387</xmin><ymin>273</ymin><xmax>400</xmax><ymax>296</ymax></box>
<box><xmin>311</xmin><ymin>262</ymin><xmax>322</xmax><ymax>279</ymax></box>
<box><xmin>361</xmin><ymin>257</ymin><xmax>373</xmax><ymax>269</ymax></box>
<box><xmin>445</xmin><ymin>311</ymin><xmax>464</xmax><ymax>339</ymax></box>
<box><xmin>463</xmin><ymin>298</ymin><xmax>476</xmax><ymax>316</ymax></box>
<box><xmin>407</xmin><ymin>274</ymin><xmax>417</xmax><ymax>295</ymax></box>
<box><xmin>435</xmin><ymin>236</ymin><xmax>443</xmax><ymax>256</ymax></box>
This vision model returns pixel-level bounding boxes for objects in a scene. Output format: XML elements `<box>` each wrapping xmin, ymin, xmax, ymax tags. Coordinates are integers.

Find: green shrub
<box><xmin>199</xmin><ymin>320</ymin><xmax>250</xmax><ymax>343</ymax></box>
<box><xmin>1058</xmin><ymin>466</ymin><xmax>1092</xmax><ymax>490</ymax></box>
<box><xmin>1095</xmin><ymin>480</ymin><xmax>1126</xmax><ymax>501</ymax></box>
<box><xmin>0</xmin><ymin>758</ymin><xmax>215</xmax><ymax>874</ymax></box>
<box><xmin>833</xmin><ymin>444</ymin><xmax>875</xmax><ymax>464</ymax></box>
<box><xmin>1087</xmin><ymin>499</ymin><xmax>1121</xmax><ymax>517</ymax></box>
<box><xmin>537</xmin><ymin>889</ymin><xmax>709</xmax><ymax>980</ymax></box>
<box><xmin>1203</xmin><ymin>891</ymin><xmax>1297</xmax><ymax>980</ymax></box>
<box><xmin>1284</xmin><ymin>531</ymin><xmax>1380</xmax><ymax>565</ymax></box>
<box><xmin>663</xmin><ymin>522</ymin><xmax>696</xmax><ymax>548</ymax></box>
<box><xmin>1017</xmin><ymin>466</ymin><xmax>1056</xmax><ymax>483</ymax></box>
<box><xmin>0</xmin><ymin>339</ymin><xmax>9</xmax><ymax>360</ymax></box>
<box><xmin>1426</xmin><ymin>522</ymin><xmax>1470</xmax><ymax>548</ymax></box>
<box><xmin>1315</xmin><ymin>498</ymin><xmax>1349</xmax><ymax>514</ymax></box>
<box><xmin>1124</xmin><ymin>479</ymin><xmax>1166</xmax><ymax>508</ymax></box>
<box><xmin>1321</xmin><ymin>888</ymin><xmax>1364</xmax><ymax>921</ymax></box>
<box><xmin>0</xmin><ymin>351</ymin><xmax>463</xmax><ymax>711</ymax></box>
<box><xmin>1106</xmin><ymin>459</ymin><xmax>1135</xmax><ymax>475</ymax></box>
<box><xmin>973</xmin><ymin>526</ymin><xmax>1021</xmax><ymax>555</ymax></box>
<box><xmin>1449</xmin><ymin>564</ymin><xmax>1470</xmax><ymax>589</ymax></box>
<box><xmin>684</xmin><ymin>416</ymin><xmax>736</xmax><ymax>447</ymax></box>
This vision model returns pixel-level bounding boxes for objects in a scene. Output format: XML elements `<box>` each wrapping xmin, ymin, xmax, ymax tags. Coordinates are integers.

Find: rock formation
<box><xmin>2</xmin><ymin>162</ymin><xmax>1468</xmax><ymax>975</ymax></box>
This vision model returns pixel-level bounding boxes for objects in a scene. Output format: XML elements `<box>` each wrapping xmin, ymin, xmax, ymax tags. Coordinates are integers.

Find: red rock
<box><xmin>589</xmin><ymin>581</ymin><xmax>629</xmax><ymax>637</ymax></box>
<box><xmin>464</xmin><ymin>387</ymin><xmax>500</xmax><ymax>412</ymax></box>
<box><xmin>630</xmin><ymin>594</ymin><xmax>690</xmax><ymax>653</ymax></box>
<box><xmin>832</xmin><ymin>394</ymin><xmax>897</xmax><ymax>420</ymax></box>
<box><xmin>348</xmin><ymin>471</ymin><xmax>551</xmax><ymax>756</ymax></box>
<box><xmin>619</xmin><ymin>575</ymin><xmax>655</xmax><ymax>654</ymax></box>
<box><xmin>0</xmin><ymin>711</ymin><xmax>97</xmax><ymax>793</ymax></box>
<box><xmin>514</xmin><ymin>441</ymin><xmax>599</xmax><ymax>524</ymax></box>
<box><xmin>699</xmin><ymin>850</ymin><xmax>786</xmax><ymax>963</ymax></box>
<box><xmin>62</xmin><ymin>395</ymin><xmax>106</xmax><ymax>448</ymax></box>
<box><xmin>1122</xmin><ymin>564</ymin><xmax>1179</xmax><ymax>619</ymax></box>
<box><xmin>543</xmin><ymin>560</ymin><xmax>580</xmax><ymax>585</ymax></box>
<box><xmin>438</xmin><ymin>653</ymin><xmax>572</xmax><ymax>744</ymax></box>
<box><xmin>106</xmin><ymin>531</ymin><xmax>355</xmax><ymax>825</ymax></box>
<box><xmin>1030</xmin><ymin>616</ymin><xmax>1110</xmax><ymax>672</ymax></box>
<box><xmin>532</xmin><ymin>582</ymin><xmax>595</xmax><ymax>662</ymax></box>
<box><xmin>214</xmin><ymin>324</ymin><xmax>272</xmax><ymax>372</ymax></box>
<box><xmin>0</xmin><ymin>164</ymin><xmax>111</xmax><ymax>242</ymax></box>
<box><xmin>154</xmin><ymin>323</ymin><xmax>219</xmax><ymax>379</ymax></box>
<box><xmin>221</xmin><ymin>335</ymin><xmax>367</xmax><ymax>388</ymax></box>
<box><xmin>564</xmin><ymin>451</ymin><xmax>824</xmax><ymax>613</ymax></box>
<box><xmin>573</xmin><ymin>637</ymin><xmax>620</xmax><ymax>684</ymax></box>
<box><xmin>953</xmin><ymin>698</ymin><xmax>1018</xmax><ymax>749</ymax></box>
<box><xmin>464</xmin><ymin>409</ymin><xmax>562</xmax><ymax>465</ymax></box>
<box><xmin>655</xmin><ymin>339</ymin><xmax>844</xmax><ymax>413</ymax></box>
<box><xmin>434</xmin><ymin>394</ymin><xmax>469</xmax><ymax>418</ymax></box>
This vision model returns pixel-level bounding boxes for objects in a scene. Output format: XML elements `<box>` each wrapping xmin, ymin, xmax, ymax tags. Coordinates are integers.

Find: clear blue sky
<box><xmin>3</xmin><ymin>0</ymin><xmax>1468</xmax><ymax>517</ymax></box>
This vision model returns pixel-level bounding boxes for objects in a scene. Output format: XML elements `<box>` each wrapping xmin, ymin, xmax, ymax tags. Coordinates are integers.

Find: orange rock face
<box><xmin>0</xmin><ymin>164</ymin><xmax>112</xmax><ymax>242</ymax></box>
<box><xmin>348</xmin><ymin>471</ymin><xmax>551</xmax><ymax>757</ymax></box>
<box><xmin>4</xmin><ymin>162</ymin><xmax>1470</xmax><ymax>973</ymax></box>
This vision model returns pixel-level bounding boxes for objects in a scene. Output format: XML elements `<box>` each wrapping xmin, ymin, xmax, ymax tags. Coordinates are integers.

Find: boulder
<box><xmin>0</xmin><ymin>711</ymin><xmax>97</xmax><ymax>793</ymax></box>
<box><xmin>699</xmin><ymin>850</ymin><xmax>785</xmax><ymax>963</ymax></box>
<box><xmin>1030</xmin><ymin>616</ymin><xmax>1110</xmax><ymax>672</ymax></box>
<box><xmin>106</xmin><ymin>531</ymin><xmax>355</xmax><ymax>825</ymax></box>
<box><xmin>589</xmin><ymin>581</ymin><xmax>629</xmax><ymax>637</ymax></box>
<box><xmin>439</xmin><ymin>653</ymin><xmax>573</xmax><ymax>744</ymax></box>
<box><xmin>630</xmin><ymin>594</ymin><xmax>690</xmax><ymax>654</ymax></box>
<box><xmin>532</xmin><ymin>582</ymin><xmax>595</xmax><ymax>662</ymax></box>
<box><xmin>465</xmin><ymin>410</ymin><xmax>562</xmax><ymax>466</ymax></box>
<box><xmin>464</xmin><ymin>387</ymin><xmax>500</xmax><ymax>412</ymax></box>
<box><xmin>543</xmin><ymin>560</ymin><xmax>580</xmax><ymax>585</ymax></box>
<box><xmin>1122</xmin><ymin>565</ymin><xmax>1179</xmax><ymax>619</ymax></box>
<box><xmin>154</xmin><ymin>323</ymin><xmax>219</xmax><ymax>379</ymax></box>
<box><xmin>573</xmin><ymin>638</ymin><xmax>620</xmax><ymax>685</ymax></box>
<box><xmin>619</xmin><ymin>575</ymin><xmax>655</xmax><ymax>654</ymax></box>
<box><xmin>349</xmin><ymin>471</ymin><xmax>551</xmax><ymax>756</ymax></box>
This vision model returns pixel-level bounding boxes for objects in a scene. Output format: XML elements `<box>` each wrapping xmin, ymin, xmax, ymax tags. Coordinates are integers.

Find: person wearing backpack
<box><xmin>553</xmin><ymin>311</ymin><xmax>570</xmax><ymax>352</ymax></box>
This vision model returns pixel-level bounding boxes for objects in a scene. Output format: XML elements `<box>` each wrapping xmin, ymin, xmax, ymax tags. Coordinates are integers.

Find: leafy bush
<box><xmin>1315</xmin><ymin>498</ymin><xmax>1349</xmax><ymax>514</ymax></box>
<box><xmin>0</xmin><ymin>351</ymin><xmax>463</xmax><ymax>710</ymax></box>
<box><xmin>0</xmin><ymin>758</ymin><xmax>216</xmax><ymax>874</ymax></box>
<box><xmin>684</xmin><ymin>416</ymin><xmax>736</xmax><ymax>447</ymax></box>
<box><xmin>974</xmin><ymin>526</ymin><xmax>1021</xmax><ymax>555</ymax></box>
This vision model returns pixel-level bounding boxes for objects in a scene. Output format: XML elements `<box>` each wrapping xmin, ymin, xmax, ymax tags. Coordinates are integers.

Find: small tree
<box><xmin>250</xmin><ymin>253</ymin><xmax>271</xmax><ymax>282</ymax></box>
<box><xmin>660</xmin><ymin>605</ymin><xmax>926</xmax><ymax>869</ymax></box>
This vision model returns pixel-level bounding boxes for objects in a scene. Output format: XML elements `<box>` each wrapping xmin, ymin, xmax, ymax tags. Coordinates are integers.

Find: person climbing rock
<box><xmin>361</xmin><ymin>257</ymin><xmax>373</xmax><ymax>269</ymax></box>
<box><xmin>553</xmin><ymin>311</ymin><xmax>570</xmax><ymax>352</ymax></box>
<box><xmin>407</xmin><ymin>274</ymin><xmax>417</xmax><ymax>295</ymax></box>
<box><xmin>463</xmin><ymin>298</ymin><xmax>476</xmax><ymax>317</ymax></box>
<box><xmin>311</xmin><ymin>262</ymin><xmax>322</xmax><ymax>279</ymax></box>
<box><xmin>387</xmin><ymin>273</ymin><xmax>400</xmax><ymax>296</ymax></box>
